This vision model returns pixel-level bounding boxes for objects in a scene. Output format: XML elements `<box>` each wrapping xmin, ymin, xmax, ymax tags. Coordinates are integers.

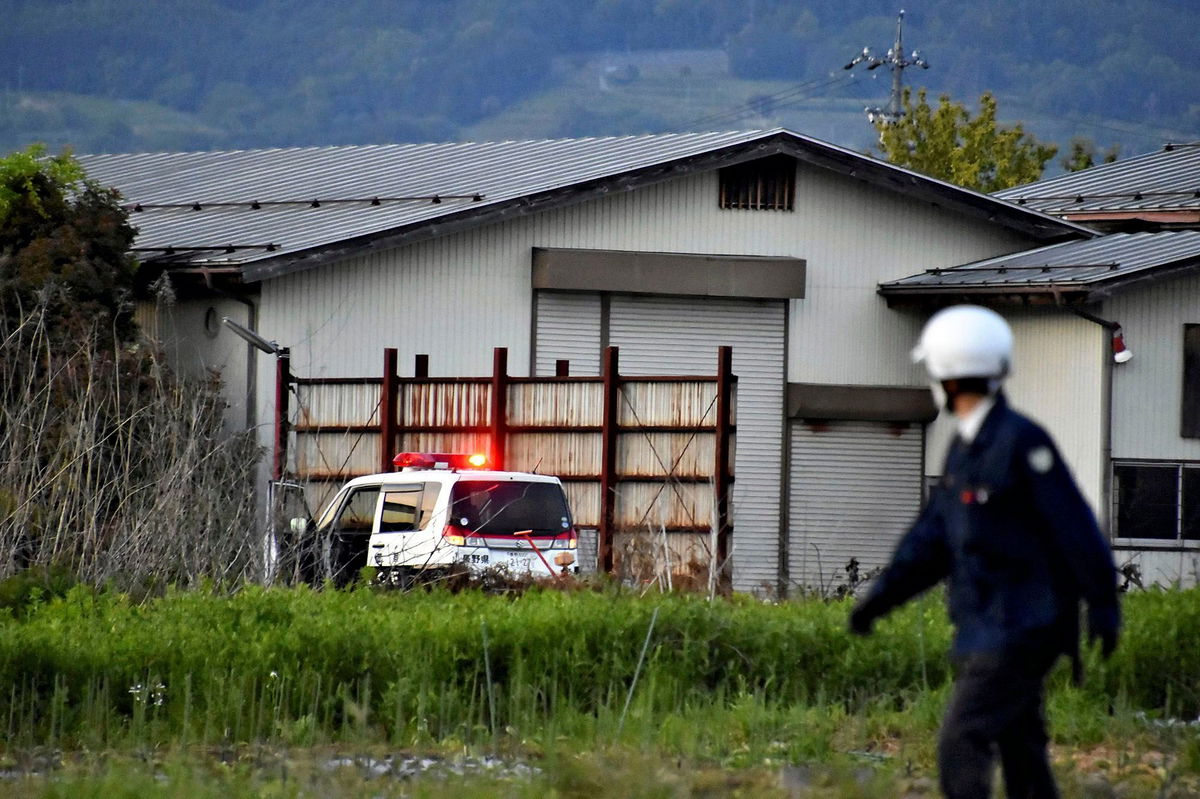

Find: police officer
<box><xmin>849</xmin><ymin>305</ymin><xmax>1120</xmax><ymax>799</ymax></box>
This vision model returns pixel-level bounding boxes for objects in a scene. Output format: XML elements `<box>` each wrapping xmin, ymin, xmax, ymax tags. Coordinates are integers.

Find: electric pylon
<box><xmin>843</xmin><ymin>9</ymin><xmax>928</xmax><ymax>125</ymax></box>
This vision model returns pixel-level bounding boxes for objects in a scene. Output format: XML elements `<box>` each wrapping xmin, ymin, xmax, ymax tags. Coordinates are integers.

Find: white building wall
<box><xmin>258</xmin><ymin>164</ymin><xmax>1034</xmax><ymax>386</ymax></box>
<box><xmin>1104</xmin><ymin>273</ymin><xmax>1200</xmax><ymax>461</ymax></box>
<box><xmin>1007</xmin><ymin>312</ymin><xmax>1107</xmax><ymax>513</ymax></box>
<box><xmin>142</xmin><ymin>295</ymin><xmax>256</xmax><ymax>433</ymax></box>
<box><xmin>786</xmin><ymin>168</ymin><xmax>1034</xmax><ymax>387</ymax></box>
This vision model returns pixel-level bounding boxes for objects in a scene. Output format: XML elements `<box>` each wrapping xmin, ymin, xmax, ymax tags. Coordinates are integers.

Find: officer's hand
<box><xmin>1088</xmin><ymin>605</ymin><xmax>1120</xmax><ymax>659</ymax></box>
<box><xmin>848</xmin><ymin>604</ymin><xmax>874</xmax><ymax>637</ymax></box>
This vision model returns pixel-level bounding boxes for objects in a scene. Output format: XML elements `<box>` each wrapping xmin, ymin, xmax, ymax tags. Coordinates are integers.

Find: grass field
<box><xmin>0</xmin><ymin>580</ymin><xmax>1197</xmax><ymax>796</ymax></box>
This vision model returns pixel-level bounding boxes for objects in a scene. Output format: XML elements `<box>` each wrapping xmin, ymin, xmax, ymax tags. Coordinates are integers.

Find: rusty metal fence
<box><xmin>280</xmin><ymin>346</ymin><xmax>736</xmax><ymax>582</ymax></box>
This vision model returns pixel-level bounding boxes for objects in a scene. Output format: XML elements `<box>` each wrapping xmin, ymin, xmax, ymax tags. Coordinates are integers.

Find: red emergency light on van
<box><xmin>392</xmin><ymin>451</ymin><xmax>489</xmax><ymax>471</ymax></box>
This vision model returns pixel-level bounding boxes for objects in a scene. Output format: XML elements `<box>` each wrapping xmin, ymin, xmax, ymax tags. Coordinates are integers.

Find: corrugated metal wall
<box><xmin>534</xmin><ymin>292</ymin><xmax>602</xmax><ymax>376</ymax></box>
<box><xmin>257</xmin><ymin>165</ymin><xmax>1034</xmax><ymax>387</ymax></box>
<box><xmin>1100</xmin><ymin>276</ymin><xmax>1200</xmax><ymax>585</ymax></box>
<box><xmin>1105</xmin><ymin>274</ymin><xmax>1200</xmax><ymax>461</ymax></box>
<box><xmin>534</xmin><ymin>292</ymin><xmax>784</xmax><ymax>589</ymax></box>
<box><xmin>605</xmin><ymin>295</ymin><xmax>785</xmax><ymax>592</ymax></box>
<box><xmin>789</xmin><ymin>420</ymin><xmax>924</xmax><ymax>593</ymax></box>
<box><xmin>1006</xmin><ymin>311</ymin><xmax>1106</xmax><ymax>512</ymax></box>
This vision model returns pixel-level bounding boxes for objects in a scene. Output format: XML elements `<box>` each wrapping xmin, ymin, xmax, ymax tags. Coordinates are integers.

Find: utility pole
<box><xmin>843</xmin><ymin>9</ymin><xmax>928</xmax><ymax>126</ymax></box>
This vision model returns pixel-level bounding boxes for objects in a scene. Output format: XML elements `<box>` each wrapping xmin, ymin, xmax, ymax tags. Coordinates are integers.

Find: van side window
<box><xmin>332</xmin><ymin>487</ymin><xmax>380</xmax><ymax>534</ymax></box>
<box><xmin>379</xmin><ymin>485</ymin><xmax>423</xmax><ymax>532</ymax></box>
<box><xmin>418</xmin><ymin>484</ymin><xmax>439</xmax><ymax>530</ymax></box>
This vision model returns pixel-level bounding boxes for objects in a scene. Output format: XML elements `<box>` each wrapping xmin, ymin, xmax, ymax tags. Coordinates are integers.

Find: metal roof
<box><xmin>995</xmin><ymin>142</ymin><xmax>1200</xmax><ymax>216</ymax></box>
<box><xmin>78</xmin><ymin>129</ymin><xmax>1090</xmax><ymax>283</ymax></box>
<box><xmin>879</xmin><ymin>230</ymin><xmax>1200</xmax><ymax>303</ymax></box>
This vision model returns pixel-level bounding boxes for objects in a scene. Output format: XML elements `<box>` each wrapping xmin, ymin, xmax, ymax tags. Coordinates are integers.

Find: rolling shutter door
<box><xmin>533</xmin><ymin>291</ymin><xmax>602</xmax><ymax>376</ymax></box>
<box><xmin>609</xmin><ymin>295</ymin><xmax>786</xmax><ymax>592</ymax></box>
<box><xmin>788</xmin><ymin>420</ymin><xmax>924</xmax><ymax>593</ymax></box>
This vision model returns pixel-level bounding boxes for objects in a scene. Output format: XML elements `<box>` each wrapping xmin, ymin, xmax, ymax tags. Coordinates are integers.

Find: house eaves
<box><xmin>879</xmin><ymin>230</ymin><xmax>1200</xmax><ymax>307</ymax></box>
<box><xmin>79</xmin><ymin>129</ymin><xmax>1092</xmax><ymax>284</ymax></box>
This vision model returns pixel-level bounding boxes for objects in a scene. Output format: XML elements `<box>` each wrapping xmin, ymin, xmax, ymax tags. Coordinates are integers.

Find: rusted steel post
<box><xmin>714</xmin><ymin>345</ymin><xmax>734</xmax><ymax>586</ymax></box>
<box><xmin>489</xmin><ymin>347</ymin><xmax>509</xmax><ymax>471</ymax></box>
<box><xmin>272</xmin><ymin>348</ymin><xmax>291</xmax><ymax>481</ymax></box>
<box><xmin>555</xmin><ymin>359</ymin><xmax>570</xmax><ymax>377</ymax></box>
<box><xmin>598</xmin><ymin>346</ymin><xmax>620</xmax><ymax>573</ymax></box>
<box><xmin>380</xmin><ymin>348</ymin><xmax>398</xmax><ymax>473</ymax></box>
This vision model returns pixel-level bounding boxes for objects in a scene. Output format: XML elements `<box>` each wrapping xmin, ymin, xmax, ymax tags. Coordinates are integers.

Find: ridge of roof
<box><xmin>995</xmin><ymin>142</ymin><xmax>1200</xmax><ymax>216</ymax></box>
<box><xmin>79</xmin><ymin>128</ymin><xmax>1092</xmax><ymax>282</ymax></box>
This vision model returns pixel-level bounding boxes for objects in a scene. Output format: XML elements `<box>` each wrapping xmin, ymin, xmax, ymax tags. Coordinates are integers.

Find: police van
<box><xmin>300</xmin><ymin>452</ymin><xmax>578</xmax><ymax>584</ymax></box>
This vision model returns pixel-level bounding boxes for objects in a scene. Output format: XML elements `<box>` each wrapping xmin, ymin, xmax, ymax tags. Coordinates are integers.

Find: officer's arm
<box><xmin>850</xmin><ymin>494</ymin><xmax>950</xmax><ymax>633</ymax></box>
<box><xmin>1023</xmin><ymin>431</ymin><xmax>1121</xmax><ymax>652</ymax></box>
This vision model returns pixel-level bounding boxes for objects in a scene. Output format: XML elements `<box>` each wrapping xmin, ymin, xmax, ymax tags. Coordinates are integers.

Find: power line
<box><xmin>678</xmin><ymin>73</ymin><xmax>858</xmax><ymax>131</ymax></box>
<box><xmin>999</xmin><ymin>97</ymin><xmax>1199</xmax><ymax>150</ymax></box>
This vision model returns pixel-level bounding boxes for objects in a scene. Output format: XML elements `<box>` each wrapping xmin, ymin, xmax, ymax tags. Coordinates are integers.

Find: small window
<box><xmin>379</xmin><ymin>486</ymin><xmax>423</xmax><ymax>533</ymax></box>
<box><xmin>1113</xmin><ymin>462</ymin><xmax>1200</xmax><ymax>543</ymax></box>
<box><xmin>719</xmin><ymin>155</ymin><xmax>795</xmax><ymax>211</ymax></box>
<box><xmin>1182</xmin><ymin>325</ymin><xmax>1200</xmax><ymax>438</ymax></box>
<box><xmin>328</xmin><ymin>487</ymin><xmax>380</xmax><ymax>535</ymax></box>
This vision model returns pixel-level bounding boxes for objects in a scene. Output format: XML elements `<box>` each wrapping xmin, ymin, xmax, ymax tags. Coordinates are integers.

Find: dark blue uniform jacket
<box><xmin>857</xmin><ymin>393</ymin><xmax>1120</xmax><ymax>662</ymax></box>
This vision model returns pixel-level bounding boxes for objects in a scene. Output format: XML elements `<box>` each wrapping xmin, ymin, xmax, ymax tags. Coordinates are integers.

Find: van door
<box><xmin>323</xmin><ymin>484</ymin><xmax>381</xmax><ymax>586</ymax></box>
<box><xmin>369</xmin><ymin>483</ymin><xmax>431</xmax><ymax>568</ymax></box>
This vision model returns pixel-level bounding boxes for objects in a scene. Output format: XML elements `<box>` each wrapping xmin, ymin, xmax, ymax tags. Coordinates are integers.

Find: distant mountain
<box><xmin>1</xmin><ymin>0</ymin><xmax>1193</xmax><ymax>162</ymax></box>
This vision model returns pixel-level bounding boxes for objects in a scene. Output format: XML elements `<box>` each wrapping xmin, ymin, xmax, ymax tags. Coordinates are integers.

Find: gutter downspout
<box><xmin>1067</xmin><ymin>307</ymin><xmax>1121</xmax><ymax>535</ymax></box>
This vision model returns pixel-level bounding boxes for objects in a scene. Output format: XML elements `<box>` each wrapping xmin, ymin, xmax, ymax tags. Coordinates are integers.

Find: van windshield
<box><xmin>448</xmin><ymin>480</ymin><xmax>571</xmax><ymax>536</ymax></box>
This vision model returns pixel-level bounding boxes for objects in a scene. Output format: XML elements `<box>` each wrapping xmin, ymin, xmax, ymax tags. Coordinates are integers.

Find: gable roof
<box><xmin>79</xmin><ymin>129</ymin><xmax>1092</xmax><ymax>283</ymax></box>
<box><xmin>879</xmin><ymin>230</ymin><xmax>1200</xmax><ymax>306</ymax></box>
<box><xmin>995</xmin><ymin>142</ymin><xmax>1200</xmax><ymax>224</ymax></box>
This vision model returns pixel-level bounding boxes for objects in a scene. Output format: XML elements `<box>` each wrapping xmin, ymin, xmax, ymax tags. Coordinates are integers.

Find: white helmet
<box><xmin>912</xmin><ymin>305</ymin><xmax>1013</xmax><ymax>381</ymax></box>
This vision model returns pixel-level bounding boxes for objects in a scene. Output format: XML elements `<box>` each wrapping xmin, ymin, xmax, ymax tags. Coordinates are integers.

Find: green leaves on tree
<box><xmin>0</xmin><ymin>144</ymin><xmax>139</xmax><ymax>344</ymax></box>
<box><xmin>874</xmin><ymin>89</ymin><xmax>1058</xmax><ymax>193</ymax></box>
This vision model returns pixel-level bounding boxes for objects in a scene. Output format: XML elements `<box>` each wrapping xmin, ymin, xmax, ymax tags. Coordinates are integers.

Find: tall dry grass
<box><xmin>0</xmin><ymin>303</ymin><xmax>260</xmax><ymax>587</ymax></box>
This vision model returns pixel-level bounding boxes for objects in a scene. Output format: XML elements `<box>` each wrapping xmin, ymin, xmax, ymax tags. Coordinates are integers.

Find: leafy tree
<box><xmin>874</xmin><ymin>89</ymin><xmax>1058</xmax><ymax>192</ymax></box>
<box><xmin>0</xmin><ymin>144</ymin><xmax>138</xmax><ymax>343</ymax></box>
<box><xmin>1061</xmin><ymin>136</ymin><xmax>1120</xmax><ymax>173</ymax></box>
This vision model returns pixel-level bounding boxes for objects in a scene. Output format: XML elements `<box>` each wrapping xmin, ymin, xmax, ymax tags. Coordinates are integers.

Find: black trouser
<box><xmin>938</xmin><ymin>647</ymin><xmax>1060</xmax><ymax>799</ymax></box>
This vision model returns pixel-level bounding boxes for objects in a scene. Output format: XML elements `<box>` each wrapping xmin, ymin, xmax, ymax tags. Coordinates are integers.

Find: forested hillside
<box><xmin>0</xmin><ymin>0</ymin><xmax>1194</xmax><ymax>157</ymax></box>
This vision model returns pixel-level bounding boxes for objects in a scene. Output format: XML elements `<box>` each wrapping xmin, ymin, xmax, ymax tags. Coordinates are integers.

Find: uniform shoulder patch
<box><xmin>1027</xmin><ymin>445</ymin><xmax>1054</xmax><ymax>474</ymax></box>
